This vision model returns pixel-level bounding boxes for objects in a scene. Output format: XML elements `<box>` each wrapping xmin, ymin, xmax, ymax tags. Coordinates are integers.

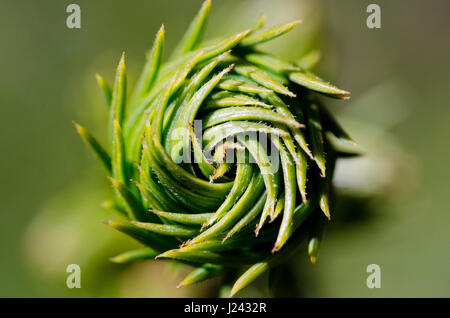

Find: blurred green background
<box><xmin>1</xmin><ymin>0</ymin><xmax>449</xmax><ymax>297</ymax></box>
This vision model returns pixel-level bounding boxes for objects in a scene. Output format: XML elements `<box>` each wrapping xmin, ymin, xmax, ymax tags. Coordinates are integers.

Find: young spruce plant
<box><xmin>74</xmin><ymin>0</ymin><xmax>357</xmax><ymax>297</ymax></box>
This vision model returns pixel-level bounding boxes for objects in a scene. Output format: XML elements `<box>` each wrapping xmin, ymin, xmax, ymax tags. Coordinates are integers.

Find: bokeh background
<box><xmin>1</xmin><ymin>0</ymin><xmax>449</xmax><ymax>297</ymax></box>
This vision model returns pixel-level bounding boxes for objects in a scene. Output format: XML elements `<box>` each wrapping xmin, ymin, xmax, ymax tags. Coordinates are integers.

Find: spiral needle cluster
<box><xmin>74</xmin><ymin>0</ymin><xmax>357</xmax><ymax>296</ymax></box>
